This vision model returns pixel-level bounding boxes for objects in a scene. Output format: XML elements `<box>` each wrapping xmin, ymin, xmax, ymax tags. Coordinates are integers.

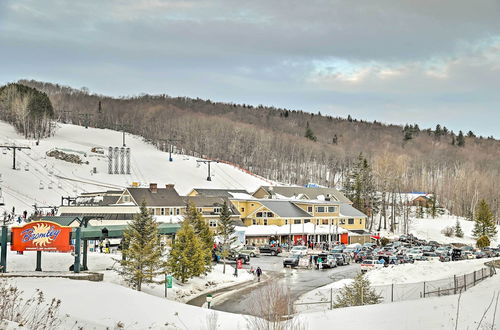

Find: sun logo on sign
<box><xmin>31</xmin><ymin>223</ymin><xmax>54</xmax><ymax>247</ymax></box>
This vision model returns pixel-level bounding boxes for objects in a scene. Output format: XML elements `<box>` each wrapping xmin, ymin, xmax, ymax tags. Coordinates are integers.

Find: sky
<box><xmin>1</xmin><ymin>0</ymin><xmax>499</xmax><ymax>138</ymax></box>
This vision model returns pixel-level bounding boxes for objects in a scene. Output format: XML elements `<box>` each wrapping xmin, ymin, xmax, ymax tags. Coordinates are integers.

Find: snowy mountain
<box><xmin>0</xmin><ymin>120</ymin><xmax>272</xmax><ymax>213</ymax></box>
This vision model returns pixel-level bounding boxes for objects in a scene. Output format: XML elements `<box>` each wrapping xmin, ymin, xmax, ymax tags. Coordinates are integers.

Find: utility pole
<box><xmin>160</xmin><ymin>138</ymin><xmax>182</xmax><ymax>161</ymax></box>
<box><xmin>196</xmin><ymin>160</ymin><xmax>219</xmax><ymax>181</ymax></box>
<box><xmin>0</xmin><ymin>145</ymin><xmax>31</xmax><ymax>170</ymax></box>
<box><xmin>78</xmin><ymin>113</ymin><xmax>93</xmax><ymax>129</ymax></box>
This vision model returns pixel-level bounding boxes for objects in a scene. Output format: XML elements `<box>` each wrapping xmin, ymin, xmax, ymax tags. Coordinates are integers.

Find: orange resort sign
<box><xmin>11</xmin><ymin>221</ymin><xmax>73</xmax><ymax>252</ymax></box>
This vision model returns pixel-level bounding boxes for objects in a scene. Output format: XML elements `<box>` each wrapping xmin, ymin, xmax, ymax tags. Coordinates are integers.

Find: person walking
<box><xmin>256</xmin><ymin>267</ymin><xmax>262</xmax><ymax>282</ymax></box>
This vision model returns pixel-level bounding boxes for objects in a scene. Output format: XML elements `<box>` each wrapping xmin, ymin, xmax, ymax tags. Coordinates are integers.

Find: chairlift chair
<box><xmin>39</xmin><ymin>181</ymin><xmax>44</xmax><ymax>190</ymax></box>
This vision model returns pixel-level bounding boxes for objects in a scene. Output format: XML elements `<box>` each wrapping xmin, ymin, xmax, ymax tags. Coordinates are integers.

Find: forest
<box><xmin>0</xmin><ymin>83</ymin><xmax>54</xmax><ymax>140</ymax></box>
<box><xmin>13</xmin><ymin>80</ymin><xmax>500</xmax><ymax>228</ymax></box>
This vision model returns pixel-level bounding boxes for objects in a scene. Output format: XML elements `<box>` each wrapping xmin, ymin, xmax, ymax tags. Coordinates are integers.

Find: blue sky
<box><xmin>1</xmin><ymin>0</ymin><xmax>499</xmax><ymax>137</ymax></box>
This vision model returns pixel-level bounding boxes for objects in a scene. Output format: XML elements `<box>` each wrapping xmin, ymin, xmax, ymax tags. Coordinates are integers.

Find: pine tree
<box><xmin>426</xmin><ymin>194</ymin><xmax>438</xmax><ymax>218</ymax></box>
<box><xmin>472</xmin><ymin>199</ymin><xmax>497</xmax><ymax>240</ymax></box>
<box><xmin>334</xmin><ymin>273</ymin><xmax>381</xmax><ymax>308</ymax></box>
<box><xmin>454</xmin><ymin>219</ymin><xmax>464</xmax><ymax>238</ymax></box>
<box><xmin>167</xmin><ymin>217</ymin><xmax>205</xmax><ymax>283</ymax></box>
<box><xmin>457</xmin><ymin>131</ymin><xmax>465</xmax><ymax>147</ymax></box>
<box><xmin>476</xmin><ymin>235</ymin><xmax>490</xmax><ymax>248</ymax></box>
<box><xmin>343</xmin><ymin>153</ymin><xmax>377</xmax><ymax>217</ymax></box>
<box><xmin>217</xmin><ymin>201</ymin><xmax>236</xmax><ymax>274</ymax></box>
<box><xmin>304</xmin><ymin>122</ymin><xmax>317</xmax><ymax>142</ymax></box>
<box><xmin>434</xmin><ymin>124</ymin><xmax>442</xmax><ymax>139</ymax></box>
<box><xmin>187</xmin><ymin>203</ymin><xmax>214</xmax><ymax>272</ymax></box>
<box><xmin>118</xmin><ymin>202</ymin><xmax>166</xmax><ymax>291</ymax></box>
<box><xmin>416</xmin><ymin>205</ymin><xmax>424</xmax><ymax>218</ymax></box>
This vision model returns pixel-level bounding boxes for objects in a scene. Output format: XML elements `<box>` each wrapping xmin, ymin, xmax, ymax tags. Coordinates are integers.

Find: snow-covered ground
<box><xmin>5</xmin><ymin>249</ymin><xmax>254</xmax><ymax>303</ymax></box>
<box><xmin>0</xmin><ymin>120</ymin><xmax>271</xmax><ymax>213</ymax></box>
<box><xmin>380</xmin><ymin>214</ymin><xmax>499</xmax><ymax>245</ymax></box>
<box><xmin>296</xmin><ymin>258</ymin><xmax>498</xmax><ymax>313</ymax></box>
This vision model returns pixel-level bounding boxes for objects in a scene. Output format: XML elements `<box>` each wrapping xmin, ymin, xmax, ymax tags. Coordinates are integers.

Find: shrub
<box><xmin>441</xmin><ymin>226</ymin><xmax>454</xmax><ymax>237</ymax></box>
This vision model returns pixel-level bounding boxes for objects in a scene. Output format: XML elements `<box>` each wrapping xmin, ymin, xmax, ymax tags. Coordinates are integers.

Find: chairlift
<box><xmin>24</xmin><ymin>163</ymin><xmax>29</xmax><ymax>171</ymax></box>
<box><xmin>15</xmin><ymin>162</ymin><xmax>21</xmax><ymax>170</ymax></box>
<box><xmin>48</xmin><ymin>182</ymin><xmax>53</xmax><ymax>190</ymax></box>
<box><xmin>2</xmin><ymin>149</ymin><xmax>6</xmax><ymax>155</ymax></box>
<box><xmin>39</xmin><ymin>181</ymin><xmax>45</xmax><ymax>190</ymax></box>
<box><xmin>58</xmin><ymin>182</ymin><xmax>62</xmax><ymax>189</ymax></box>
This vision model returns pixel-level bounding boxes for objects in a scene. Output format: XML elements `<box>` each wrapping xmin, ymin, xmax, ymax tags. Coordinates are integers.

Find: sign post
<box><xmin>206</xmin><ymin>294</ymin><xmax>213</xmax><ymax>309</ymax></box>
<box><xmin>11</xmin><ymin>221</ymin><xmax>73</xmax><ymax>272</ymax></box>
<box><xmin>165</xmin><ymin>274</ymin><xmax>172</xmax><ymax>298</ymax></box>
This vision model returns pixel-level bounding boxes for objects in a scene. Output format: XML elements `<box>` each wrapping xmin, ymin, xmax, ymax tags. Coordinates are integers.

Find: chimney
<box><xmin>325</xmin><ymin>194</ymin><xmax>331</xmax><ymax>201</ymax></box>
<box><xmin>165</xmin><ymin>184</ymin><xmax>175</xmax><ymax>189</ymax></box>
<box><xmin>149</xmin><ymin>183</ymin><xmax>158</xmax><ymax>193</ymax></box>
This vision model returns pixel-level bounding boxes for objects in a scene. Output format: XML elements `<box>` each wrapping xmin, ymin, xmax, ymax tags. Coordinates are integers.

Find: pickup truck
<box><xmin>360</xmin><ymin>259</ymin><xmax>383</xmax><ymax>273</ymax></box>
<box><xmin>259</xmin><ymin>245</ymin><xmax>282</xmax><ymax>256</ymax></box>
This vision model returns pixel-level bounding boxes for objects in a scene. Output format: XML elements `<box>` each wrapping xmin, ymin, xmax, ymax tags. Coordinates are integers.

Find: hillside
<box><xmin>0</xmin><ymin>120</ymin><xmax>270</xmax><ymax>213</ymax></box>
<box><xmin>5</xmin><ymin>80</ymin><xmax>500</xmax><ymax>222</ymax></box>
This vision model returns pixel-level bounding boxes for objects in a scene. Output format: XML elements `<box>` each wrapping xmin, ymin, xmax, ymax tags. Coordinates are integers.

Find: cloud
<box><xmin>0</xmin><ymin>0</ymin><xmax>499</xmax><ymax>137</ymax></box>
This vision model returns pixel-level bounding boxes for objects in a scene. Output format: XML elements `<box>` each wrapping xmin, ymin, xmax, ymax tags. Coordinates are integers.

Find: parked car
<box><xmin>220</xmin><ymin>251</ymin><xmax>250</xmax><ymax>264</ymax></box>
<box><xmin>259</xmin><ymin>245</ymin><xmax>282</xmax><ymax>256</ymax></box>
<box><xmin>283</xmin><ymin>254</ymin><xmax>301</xmax><ymax>268</ymax></box>
<box><xmin>406</xmin><ymin>248</ymin><xmax>423</xmax><ymax>259</ymax></box>
<box><xmin>239</xmin><ymin>245</ymin><xmax>261</xmax><ymax>257</ymax></box>
<box><xmin>290</xmin><ymin>245</ymin><xmax>308</xmax><ymax>256</ymax></box>
<box><xmin>422</xmin><ymin>252</ymin><xmax>440</xmax><ymax>262</ymax></box>
<box><xmin>314</xmin><ymin>253</ymin><xmax>337</xmax><ymax>269</ymax></box>
<box><xmin>462</xmin><ymin>251</ymin><xmax>476</xmax><ymax>259</ymax></box>
<box><xmin>331</xmin><ymin>253</ymin><xmax>351</xmax><ymax>266</ymax></box>
<box><xmin>360</xmin><ymin>259</ymin><xmax>383</xmax><ymax>272</ymax></box>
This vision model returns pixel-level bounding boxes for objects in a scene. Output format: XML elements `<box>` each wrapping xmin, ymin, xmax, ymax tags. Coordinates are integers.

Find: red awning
<box><xmin>370</xmin><ymin>235</ymin><xmax>381</xmax><ymax>240</ymax></box>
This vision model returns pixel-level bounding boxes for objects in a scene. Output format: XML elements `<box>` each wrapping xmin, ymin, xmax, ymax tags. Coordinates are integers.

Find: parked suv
<box><xmin>239</xmin><ymin>245</ymin><xmax>261</xmax><ymax>257</ymax></box>
<box><xmin>290</xmin><ymin>246</ymin><xmax>308</xmax><ymax>256</ymax></box>
<box><xmin>259</xmin><ymin>245</ymin><xmax>282</xmax><ymax>256</ymax></box>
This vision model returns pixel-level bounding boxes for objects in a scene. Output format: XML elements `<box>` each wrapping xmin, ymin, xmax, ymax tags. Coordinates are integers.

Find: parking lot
<box><xmin>212</xmin><ymin>252</ymin><xmax>359</xmax><ymax>316</ymax></box>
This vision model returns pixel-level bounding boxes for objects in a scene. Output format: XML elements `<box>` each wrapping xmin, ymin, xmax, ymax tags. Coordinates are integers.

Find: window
<box><xmin>322</xmin><ymin>219</ymin><xmax>329</xmax><ymax>225</ymax></box>
<box><xmin>169</xmin><ymin>208</ymin><xmax>173</xmax><ymax>215</ymax></box>
<box><xmin>256</xmin><ymin>212</ymin><xmax>263</xmax><ymax>217</ymax></box>
<box><xmin>209</xmin><ymin>220</ymin><xmax>218</xmax><ymax>227</ymax></box>
<box><xmin>328</xmin><ymin>206</ymin><xmax>336</xmax><ymax>212</ymax></box>
<box><xmin>252</xmin><ymin>219</ymin><xmax>257</xmax><ymax>225</ymax></box>
<box><xmin>263</xmin><ymin>219</ymin><xmax>268</xmax><ymax>225</ymax></box>
<box><xmin>122</xmin><ymin>195</ymin><xmax>130</xmax><ymax>203</ymax></box>
<box><xmin>348</xmin><ymin>218</ymin><xmax>354</xmax><ymax>225</ymax></box>
<box><xmin>285</xmin><ymin>219</ymin><xmax>288</xmax><ymax>225</ymax></box>
<box><xmin>307</xmin><ymin>206</ymin><xmax>313</xmax><ymax>213</ymax></box>
<box><xmin>304</xmin><ymin>219</ymin><xmax>310</xmax><ymax>223</ymax></box>
<box><xmin>359</xmin><ymin>219</ymin><xmax>363</xmax><ymax>224</ymax></box>
<box><xmin>251</xmin><ymin>203</ymin><xmax>254</xmax><ymax>207</ymax></box>
<box><xmin>340</xmin><ymin>219</ymin><xmax>346</xmax><ymax>225</ymax></box>
<box><xmin>176</xmin><ymin>208</ymin><xmax>180</xmax><ymax>215</ymax></box>
<box><xmin>294</xmin><ymin>219</ymin><xmax>301</xmax><ymax>224</ymax></box>
<box><xmin>267</xmin><ymin>212</ymin><xmax>274</xmax><ymax>217</ymax></box>
<box><xmin>213</xmin><ymin>207</ymin><xmax>221</xmax><ymax>214</ymax></box>
<box><xmin>197</xmin><ymin>207</ymin><xmax>203</xmax><ymax>213</ymax></box>
<box><xmin>316</xmin><ymin>206</ymin><xmax>325</xmax><ymax>213</ymax></box>
<box><xmin>241</xmin><ymin>207</ymin><xmax>245</xmax><ymax>212</ymax></box>
<box><xmin>160</xmin><ymin>208</ymin><xmax>165</xmax><ymax>215</ymax></box>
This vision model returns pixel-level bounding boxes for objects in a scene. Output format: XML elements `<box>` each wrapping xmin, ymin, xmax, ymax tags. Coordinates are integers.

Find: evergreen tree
<box><xmin>334</xmin><ymin>273</ymin><xmax>381</xmax><ymax>308</ymax></box>
<box><xmin>476</xmin><ymin>235</ymin><xmax>490</xmax><ymax>248</ymax></box>
<box><xmin>217</xmin><ymin>201</ymin><xmax>236</xmax><ymax>274</ymax></box>
<box><xmin>416</xmin><ymin>205</ymin><xmax>424</xmax><ymax>218</ymax></box>
<box><xmin>434</xmin><ymin>124</ymin><xmax>442</xmax><ymax>139</ymax></box>
<box><xmin>467</xmin><ymin>130</ymin><xmax>476</xmax><ymax>138</ymax></box>
<box><xmin>167</xmin><ymin>217</ymin><xmax>205</xmax><ymax>283</ymax></box>
<box><xmin>457</xmin><ymin>131</ymin><xmax>465</xmax><ymax>147</ymax></box>
<box><xmin>343</xmin><ymin>153</ymin><xmax>377</xmax><ymax>217</ymax></box>
<box><xmin>426</xmin><ymin>195</ymin><xmax>438</xmax><ymax>218</ymax></box>
<box><xmin>187</xmin><ymin>203</ymin><xmax>214</xmax><ymax>272</ymax></box>
<box><xmin>347</xmin><ymin>115</ymin><xmax>353</xmax><ymax>122</ymax></box>
<box><xmin>454</xmin><ymin>219</ymin><xmax>464</xmax><ymax>238</ymax></box>
<box><xmin>472</xmin><ymin>199</ymin><xmax>497</xmax><ymax>240</ymax></box>
<box><xmin>118</xmin><ymin>202</ymin><xmax>166</xmax><ymax>291</ymax></box>
<box><xmin>304</xmin><ymin>122</ymin><xmax>317</xmax><ymax>142</ymax></box>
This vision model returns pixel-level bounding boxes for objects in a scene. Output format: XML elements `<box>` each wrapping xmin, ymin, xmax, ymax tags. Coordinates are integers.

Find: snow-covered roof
<box><xmin>340</xmin><ymin>204</ymin><xmax>367</xmax><ymax>218</ymax></box>
<box><xmin>153</xmin><ymin>215</ymin><xmax>184</xmax><ymax>224</ymax></box>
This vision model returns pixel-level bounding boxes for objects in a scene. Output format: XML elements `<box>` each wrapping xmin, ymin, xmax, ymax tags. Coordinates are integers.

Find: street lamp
<box><xmin>206</xmin><ymin>294</ymin><xmax>213</xmax><ymax>309</ymax></box>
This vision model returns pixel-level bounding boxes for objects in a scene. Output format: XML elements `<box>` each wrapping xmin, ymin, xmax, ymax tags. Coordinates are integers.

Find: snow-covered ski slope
<box><xmin>0</xmin><ymin>120</ymin><xmax>272</xmax><ymax>212</ymax></box>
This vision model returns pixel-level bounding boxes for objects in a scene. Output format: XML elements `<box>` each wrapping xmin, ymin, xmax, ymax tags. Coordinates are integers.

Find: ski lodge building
<box><xmin>56</xmin><ymin>184</ymin><xmax>372</xmax><ymax>245</ymax></box>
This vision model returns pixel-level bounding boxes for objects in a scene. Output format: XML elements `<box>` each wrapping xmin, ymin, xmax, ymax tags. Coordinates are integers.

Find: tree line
<box><xmin>15</xmin><ymin>80</ymin><xmax>500</xmax><ymax>224</ymax></box>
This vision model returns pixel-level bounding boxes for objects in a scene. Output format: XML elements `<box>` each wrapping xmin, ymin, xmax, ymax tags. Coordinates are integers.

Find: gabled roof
<box><xmin>191</xmin><ymin>188</ymin><xmax>249</xmax><ymax>197</ymax></box>
<box><xmin>38</xmin><ymin>216</ymin><xmax>81</xmax><ymax>226</ymax></box>
<box><xmin>126</xmin><ymin>187</ymin><xmax>184</xmax><ymax>207</ymax></box>
<box><xmin>258</xmin><ymin>200</ymin><xmax>312</xmax><ymax>218</ymax></box>
<box><xmin>340</xmin><ymin>204</ymin><xmax>367</xmax><ymax>218</ymax></box>
<box><xmin>255</xmin><ymin>186</ymin><xmax>351</xmax><ymax>204</ymax></box>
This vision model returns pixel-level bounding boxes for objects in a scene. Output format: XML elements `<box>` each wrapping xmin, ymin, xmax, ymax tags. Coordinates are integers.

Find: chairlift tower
<box><xmin>0</xmin><ymin>145</ymin><xmax>31</xmax><ymax>170</ymax></box>
<box><xmin>196</xmin><ymin>159</ymin><xmax>219</xmax><ymax>181</ymax></box>
<box><xmin>160</xmin><ymin>138</ymin><xmax>182</xmax><ymax>162</ymax></box>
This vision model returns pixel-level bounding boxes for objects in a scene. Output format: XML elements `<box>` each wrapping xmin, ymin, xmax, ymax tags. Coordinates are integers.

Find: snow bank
<box><xmin>366</xmin><ymin>258</ymin><xmax>497</xmax><ymax>285</ymax></box>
